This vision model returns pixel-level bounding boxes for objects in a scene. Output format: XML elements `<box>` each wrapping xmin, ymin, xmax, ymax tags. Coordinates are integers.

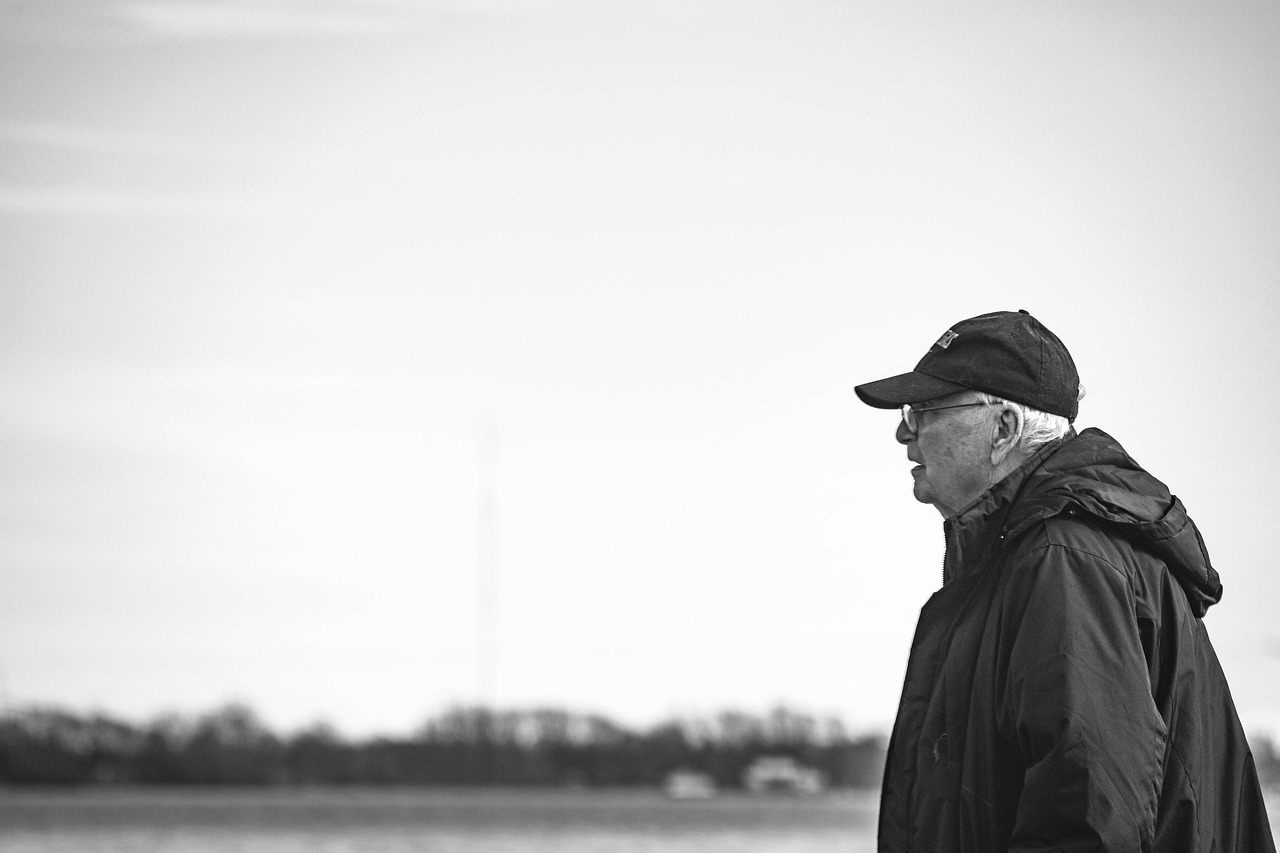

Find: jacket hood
<box><xmin>1005</xmin><ymin>427</ymin><xmax>1223</xmax><ymax>617</ymax></box>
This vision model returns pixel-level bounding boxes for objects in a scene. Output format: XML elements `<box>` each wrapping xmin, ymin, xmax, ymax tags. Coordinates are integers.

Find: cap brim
<box><xmin>854</xmin><ymin>371</ymin><xmax>970</xmax><ymax>409</ymax></box>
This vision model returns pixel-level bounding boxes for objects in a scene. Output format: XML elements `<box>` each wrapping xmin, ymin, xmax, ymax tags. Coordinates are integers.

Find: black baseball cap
<box><xmin>854</xmin><ymin>310</ymin><xmax>1081</xmax><ymax>421</ymax></box>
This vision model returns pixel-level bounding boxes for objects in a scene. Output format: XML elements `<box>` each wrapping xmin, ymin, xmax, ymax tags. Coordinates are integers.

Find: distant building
<box><xmin>742</xmin><ymin>755</ymin><xmax>826</xmax><ymax>794</ymax></box>
<box><xmin>664</xmin><ymin>768</ymin><xmax>718</xmax><ymax>799</ymax></box>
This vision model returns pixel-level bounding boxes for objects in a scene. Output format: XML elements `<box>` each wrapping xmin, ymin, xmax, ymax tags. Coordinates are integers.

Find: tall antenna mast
<box><xmin>476</xmin><ymin>422</ymin><xmax>498</xmax><ymax>708</ymax></box>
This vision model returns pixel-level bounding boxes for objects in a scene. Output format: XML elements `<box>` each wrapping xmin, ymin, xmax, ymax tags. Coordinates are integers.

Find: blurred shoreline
<box><xmin>0</xmin><ymin>702</ymin><xmax>886</xmax><ymax>790</ymax></box>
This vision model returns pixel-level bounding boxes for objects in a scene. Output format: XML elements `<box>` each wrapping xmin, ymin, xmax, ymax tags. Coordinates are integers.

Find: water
<box><xmin>0</xmin><ymin>787</ymin><xmax>879</xmax><ymax>853</ymax></box>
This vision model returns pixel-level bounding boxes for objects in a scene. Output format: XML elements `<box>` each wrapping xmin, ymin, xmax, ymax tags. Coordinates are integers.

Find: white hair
<box><xmin>973</xmin><ymin>392</ymin><xmax>1073</xmax><ymax>450</ymax></box>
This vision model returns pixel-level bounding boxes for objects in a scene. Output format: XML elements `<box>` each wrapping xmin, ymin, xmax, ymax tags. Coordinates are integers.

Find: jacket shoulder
<box><xmin>1006</xmin><ymin>509</ymin><xmax>1135</xmax><ymax>581</ymax></box>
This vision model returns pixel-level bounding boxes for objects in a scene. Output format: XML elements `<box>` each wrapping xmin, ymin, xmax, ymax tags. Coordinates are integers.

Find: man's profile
<box><xmin>855</xmin><ymin>310</ymin><xmax>1274</xmax><ymax>852</ymax></box>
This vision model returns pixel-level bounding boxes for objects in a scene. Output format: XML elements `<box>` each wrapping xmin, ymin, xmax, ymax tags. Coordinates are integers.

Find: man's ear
<box><xmin>990</xmin><ymin>406</ymin><xmax>1023</xmax><ymax>466</ymax></box>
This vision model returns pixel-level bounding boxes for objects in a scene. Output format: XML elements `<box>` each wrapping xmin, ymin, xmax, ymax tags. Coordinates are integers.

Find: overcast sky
<box><xmin>2</xmin><ymin>0</ymin><xmax>1279</xmax><ymax>739</ymax></box>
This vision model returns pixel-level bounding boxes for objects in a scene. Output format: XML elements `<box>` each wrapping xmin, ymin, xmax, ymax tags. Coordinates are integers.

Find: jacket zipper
<box><xmin>941</xmin><ymin>523</ymin><xmax>952</xmax><ymax>587</ymax></box>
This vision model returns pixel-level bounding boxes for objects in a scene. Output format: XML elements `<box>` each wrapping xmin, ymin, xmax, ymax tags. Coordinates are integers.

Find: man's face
<box><xmin>895</xmin><ymin>393</ymin><xmax>996</xmax><ymax>518</ymax></box>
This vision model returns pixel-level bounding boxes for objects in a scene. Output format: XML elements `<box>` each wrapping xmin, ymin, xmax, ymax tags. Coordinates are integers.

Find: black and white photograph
<box><xmin>2</xmin><ymin>1</ymin><xmax>1278</xmax><ymax>850</ymax></box>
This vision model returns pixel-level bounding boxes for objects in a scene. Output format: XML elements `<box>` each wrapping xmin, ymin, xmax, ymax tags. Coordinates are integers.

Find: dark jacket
<box><xmin>878</xmin><ymin>427</ymin><xmax>1275</xmax><ymax>852</ymax></box>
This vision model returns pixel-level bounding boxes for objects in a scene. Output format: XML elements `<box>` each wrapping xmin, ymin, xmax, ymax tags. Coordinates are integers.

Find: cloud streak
<box><xmin>115</xmin><ymin>0</ymin><xmax>431</xmax><ymax>38</ymax></box>
<box><xmin>0</xmin><ymin>120</ymin><xmax>283</xmax><ymax>163</ymax></box>
<box><xmin>0</xmin><ymin>185</ymin><xmax>294</xmax><ymax>218</ymax></box>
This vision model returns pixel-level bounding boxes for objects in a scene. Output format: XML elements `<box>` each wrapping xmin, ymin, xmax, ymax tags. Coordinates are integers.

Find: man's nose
<box><xmin>895</xmin><ymin>418</ymin><xmax>913</xmax><ymax>445</ymax></box>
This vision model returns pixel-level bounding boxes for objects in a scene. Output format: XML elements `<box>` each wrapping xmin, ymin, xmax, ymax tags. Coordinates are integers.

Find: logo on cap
<box><xmin>934</xmin><ymin>330</ymin><xmax>958</xmax><ymax>349</ymax></box>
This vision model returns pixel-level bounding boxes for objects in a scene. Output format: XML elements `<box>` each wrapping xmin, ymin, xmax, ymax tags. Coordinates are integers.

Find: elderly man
<box><xmin>855</xmin><ymin>310</ymin><xmax>1274</xmax><ymax>853</ymax></box>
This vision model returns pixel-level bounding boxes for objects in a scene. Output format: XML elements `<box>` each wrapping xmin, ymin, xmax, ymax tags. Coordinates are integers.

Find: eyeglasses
<box><xmin>900</xmin><ymin>401</ymin><xmax>989</xmax><ymax>433</ymax></box>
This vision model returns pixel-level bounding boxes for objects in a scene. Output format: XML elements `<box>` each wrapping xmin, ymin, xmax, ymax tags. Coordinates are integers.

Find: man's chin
<box><xmin>912</xmin><ymin>482</ymin><xmax>955</xmax><ymax>517</ymax></box>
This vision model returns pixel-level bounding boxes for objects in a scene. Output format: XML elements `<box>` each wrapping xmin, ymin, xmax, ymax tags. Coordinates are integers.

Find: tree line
<box><xmin>7</xmin><ymin>703</ymin><xmax>1278</xmax><ymax>791</ymax></box>
<box><xmin>0</xmin><ymin>703</ymin><xmax>887</xmax><ymax>789</ymax></box>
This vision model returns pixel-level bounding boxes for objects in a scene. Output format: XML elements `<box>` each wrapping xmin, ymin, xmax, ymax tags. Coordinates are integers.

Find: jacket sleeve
<box><xmin>1001</xmin><ymin>536</ymin><xmax>1166</xmax><ymax>853</ymax></box>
